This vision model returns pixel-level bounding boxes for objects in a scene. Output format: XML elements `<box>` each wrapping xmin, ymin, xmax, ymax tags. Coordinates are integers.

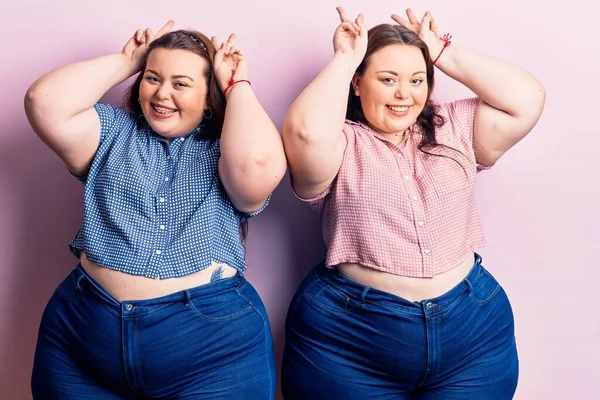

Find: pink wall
<box><xmin>1</xmin><ymin>0</ymin><xmax>597</xmax><ymax>398</ymax></box>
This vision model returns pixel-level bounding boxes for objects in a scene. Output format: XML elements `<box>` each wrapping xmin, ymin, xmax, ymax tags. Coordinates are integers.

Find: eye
<box><xmin>145</xmin><ymin>76</ymin><xmax>159</xmax><ymax>83</ymax></box>
<box><xmin>381</xmin><ymin>77</ymin><xmax>396</xmax><ymax>84</ymax></box>
<box><xmin>174</xmin><ymin>82</ymin><xmax>189</xmax><ymax>88</ymax></box>
<box><xmin>412</xmin><ymin>78</ymin><xmax>424</xmax><ymax>85</ymax></box>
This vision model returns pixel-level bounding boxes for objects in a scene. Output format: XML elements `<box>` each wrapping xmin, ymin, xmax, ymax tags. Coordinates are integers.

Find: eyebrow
<box><xmin>376</xmin><ymin>70</ymin><xmax>426</xmax><ymax>76</ymax></box>
<box><xmin>146</xmin><ymin>69</ymin><xmax>195</xmax><ymax>82</ymax></box>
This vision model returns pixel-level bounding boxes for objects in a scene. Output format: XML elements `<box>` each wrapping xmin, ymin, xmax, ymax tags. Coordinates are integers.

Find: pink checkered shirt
<box><xmin>297</xmin><ymin>98</ymin><xmax>491</xmax><ymax>277</ymax></box>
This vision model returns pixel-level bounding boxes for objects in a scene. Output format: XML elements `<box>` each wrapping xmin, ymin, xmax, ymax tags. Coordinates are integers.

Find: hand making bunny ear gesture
<box><xmin>333</xmin><ymin>6</ymin><xmax>368</xmax><ymax>65</ymax></box>
<box><xmin>121</xmin><ymin>20</ymin><xmax>175</xmax><ymax>71</ymax></box>
<box><xmin>391</xmin><ymin>9</ymin><xmax>451</xmax><ymax>62</ymax></box>
<box><xmin>211</xmin><ymin>33</ymin><xmax>249</xmax><ymax>95</ymax></box>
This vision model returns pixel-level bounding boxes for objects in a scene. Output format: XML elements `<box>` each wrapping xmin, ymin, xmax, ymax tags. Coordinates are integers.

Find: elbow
<box><xmin>282</xmin><ymin>113</ymin><xmax>315</xmax><ymax>146</ymax></box>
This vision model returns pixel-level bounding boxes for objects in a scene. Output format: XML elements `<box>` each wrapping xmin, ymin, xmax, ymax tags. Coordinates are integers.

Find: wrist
<box><xmin>118</xmin><ymin>53</ymin><xmax>142</xmax><ymax>78</ymax></box>
<box><xmin>432</xmin><ymin>37</ymin><xmax>456</xmax><ymax>69</ymax></box>
<box><xmin>333</xmin><ymin>51</ymin><xmax>363</xmax><ymax>76</ymax></box>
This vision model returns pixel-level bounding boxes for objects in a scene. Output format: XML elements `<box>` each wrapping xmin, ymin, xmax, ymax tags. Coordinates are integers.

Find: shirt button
<box><xmin>418</xmin><ymin>221</ymin><xmax>424</xmax><ymax>227</ymax></box>
<box><xmin>155</xmin><ymin>250</ymin><xmax>162</xmax><ymax>255</ymax></box>
<box><xmin>159</xmin><ymin>225</ymin><xmax>166</xmax><ymax>230</ymax></box>
<box><xmin>424</xmin><ymin>249</ymin><xmax>431</xmax><ymax>254</ymax></box>
<box><xmin>180</xmin><ymin>137</ymin><xmax>185</xmax><ymax>142</ymax></box>
<box><xmin>166</xmin><ymin>155</ymin><xmax>171</xmax><ymax>160</ymax></box>
<box><xmin>411</xmin><ymin>196</ymin><xmax>418</xmax><ymax>201</ymax></box>
<box><xmin>159</xmin><ymin>197</ymin><xmax>166</xmax><ymax>203</ymax></box>
<box><xmin>164</xmin><ymin>177</ymin><xmax>169</xmax><ymax>182</ymax></box>
<box><xmin>404</xmin><ymin>175</ymin><xmax>410</xmax><ymax>180</ymax></box>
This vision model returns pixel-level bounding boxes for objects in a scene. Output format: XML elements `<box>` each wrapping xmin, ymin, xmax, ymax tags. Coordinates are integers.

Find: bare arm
<box><xmin>393</xmin><ymin>10</ymin><xmax>546</xmax><ymax>166</ymax></box>
<box><xmin>24</xmin><ymin>21</ymin><xmax>174</xmax><ymax>176</ymax></box>
<box><xmin>282</xmin><ymin>7</ymin><xmax>367</xmax><ymax>199</ymax></box>
<box><xmin>212</xmin><ymin>34</ymin><xmax>287</xmax><ymax>213</ymax></box>
<box><xmin>434</xmin><ymin>45</ymin><xmax>545</xmax><ymax>166</ymax></box>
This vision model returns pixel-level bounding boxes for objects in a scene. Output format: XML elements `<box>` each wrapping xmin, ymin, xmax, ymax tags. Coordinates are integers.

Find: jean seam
<box><xmin>303</xmin><ymin>288</ymin><xmax>356</xmax><ymax>315</ymax></box>
<box><xmin>236</xmin><ymin>281</ymin><xmax>267</xmax><ymax>327</ymax></box>
<box><xmin>188</xmin><ymin>296</ymin><xmax>253</xmax><ymax>322</ymax></box>
<box><xmin>468</xmin><ymin>284</ymin><xmax>501</xmax><ymax>305</ymax></box>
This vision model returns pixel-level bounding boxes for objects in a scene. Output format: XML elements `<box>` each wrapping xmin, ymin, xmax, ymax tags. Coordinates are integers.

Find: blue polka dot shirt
<box><xmin>69</xmin><ymin>103</ymin><xmax>268</xmax><ymax>278</ymax></box>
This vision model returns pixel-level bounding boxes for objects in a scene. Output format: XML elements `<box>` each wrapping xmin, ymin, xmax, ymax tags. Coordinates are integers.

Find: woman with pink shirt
<box><xmin>281</xmin><ymin>7</ymin><xmax>545</xmax><ymax>400</ymax></box>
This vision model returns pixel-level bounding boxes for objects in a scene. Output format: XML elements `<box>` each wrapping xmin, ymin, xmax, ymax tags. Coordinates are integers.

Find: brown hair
<box><xmin>346</xmin><ymin>24</ymin><xmax>446</xmax><ymax>152</ymax></box>
<box><xmin>125</xmin><ymin>30</ymin><xmax>225</xmax><ymax>140</ymax></box>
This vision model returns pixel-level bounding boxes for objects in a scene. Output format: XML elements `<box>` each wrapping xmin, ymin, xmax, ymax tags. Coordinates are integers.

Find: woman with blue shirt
<box><xmin>25</xmin><ymin>20</ymin><xmax>286</xmax><ymax>399</ymax></box>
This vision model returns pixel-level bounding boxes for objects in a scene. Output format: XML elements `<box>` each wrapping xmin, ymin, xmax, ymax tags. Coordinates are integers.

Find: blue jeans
<box><xmin>281</xmin><ymin>254</ymin><xmax>518</xmax><ymax>399</ymax></box>
<box><xmin>31</xmin><ymin>264</ymin><xmax>276</xmax><ymax>399</ymax></box>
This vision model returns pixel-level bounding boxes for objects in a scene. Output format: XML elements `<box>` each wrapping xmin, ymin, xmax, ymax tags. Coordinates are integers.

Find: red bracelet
<box><xmin>224</xmin><ymin>69</ymin><xmax>251</xmax><ymax>93</ymax></box>
<box><xmin>433</xmin><ymin>33</ymin><xmax>452</xmax><ymax>64</ymax></box>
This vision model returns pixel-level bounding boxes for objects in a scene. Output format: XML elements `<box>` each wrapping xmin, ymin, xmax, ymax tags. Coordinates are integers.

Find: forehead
<box><xmin>146</xmin><ymin>48</ymin><xmax>208</xmax><ymax>77</ymax></box>
<box><xmin>366</xmin><ymin>44</ymin><xmax>426</xmax><ymax>73</ymax></box>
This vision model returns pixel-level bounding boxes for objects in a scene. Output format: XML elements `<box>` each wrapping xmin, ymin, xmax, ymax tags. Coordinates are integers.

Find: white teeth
<box><xmin>388</xmin><ymin>106</ymin><xmax>409</xmax><ymax>112</ymax></box>
<box><xmin>153</xmin><ymin>106</ymin><xmax>176</xmax><ymax>114</ymax></box>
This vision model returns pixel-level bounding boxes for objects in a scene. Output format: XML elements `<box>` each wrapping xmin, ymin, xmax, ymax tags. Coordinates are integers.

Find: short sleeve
<box><xmin>237</xmin><ymin>193</ymin><xmax>272</xmax><ymax>219</ymax></box>
<box><xmin>437</xmin><ymin>98</ymin><xmax>492</xmax><ymax>172</ymax></box>
<box><xmin>71</xmin><ymin>102</ymin><xmax>135</xmax><ymax>183</ymax></box>
<box><xmin>290</xmin><ymin>121</ymin><xmax>352</xmax><ymax>216</ymax></box>
<box><xmin>94</xmin><ymin>102</ymin><xmax>133</xmax><ymax>145</ymax></box>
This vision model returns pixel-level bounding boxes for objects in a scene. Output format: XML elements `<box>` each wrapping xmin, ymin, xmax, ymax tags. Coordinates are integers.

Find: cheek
<box><xmin>138</xmin><ymin>82</ymin><xmax>153</xmax><ymax>101</ymax></box>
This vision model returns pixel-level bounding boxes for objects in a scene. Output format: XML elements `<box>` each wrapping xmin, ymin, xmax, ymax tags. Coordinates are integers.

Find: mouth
<box><xmin>151</xmin><ymin>103</ymin><xmax>178</xmax><ymax>115</ymax></box>
<box><xmin>386</xmin><ymin>105</ymin><xmax>411</xmax><ymax>113</ymax></box>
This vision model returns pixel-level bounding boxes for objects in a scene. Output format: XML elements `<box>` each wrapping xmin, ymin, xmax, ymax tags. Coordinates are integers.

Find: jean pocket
<box><xmin>468</xmin><ymin>268</ymin><xmax>501</xmax><ymax>305</ymax></box>
<box><xmin>304</xmin><ymin>283</ymin><xmax>356</xmax><ymax>314</ymax></box>
<box><xmin>55</xmin><ymin>271</ymin><xmax>80</xmax><ymax>301</ymax></box>
<box><xmin>188</xmin><ymin>285</ymin><xmax>254</xmax><ymax>322</ymax></box>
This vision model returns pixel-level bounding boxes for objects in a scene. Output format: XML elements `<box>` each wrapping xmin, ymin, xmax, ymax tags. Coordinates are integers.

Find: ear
<box><xmin>351</xmin><ymin>74</ymin><xmax>361</xmax><ymax>97</ymax></box>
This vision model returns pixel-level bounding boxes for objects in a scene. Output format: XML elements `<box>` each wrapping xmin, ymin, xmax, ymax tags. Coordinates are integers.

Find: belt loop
<box><xmin>360</xmin><ymin>287</ymin><xmax>369</xmax><ymax>307</ymax></box>
<box><xmin>464</xmin><ymin>278</ymin><xmax>473</xmax><ymax>295</ymax></box>
<box><xmin>75</xmin><ymin>273</ymin><xmax>85</xmax><ymax>291</ymax></box>
<box><xmin>183</xmin><ymin>290</ymin><xmax>191</xmax><ymax>307</ymax></box>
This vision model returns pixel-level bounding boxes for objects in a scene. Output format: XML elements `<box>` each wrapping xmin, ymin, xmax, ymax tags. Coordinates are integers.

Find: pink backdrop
<box><xmin>1</xmin><ymin>0</ymin><xmax>597</xmax><ymax>398</ymax></box>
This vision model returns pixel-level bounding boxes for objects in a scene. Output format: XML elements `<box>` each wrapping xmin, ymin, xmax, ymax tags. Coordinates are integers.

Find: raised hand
<box><xmin>391</xmin><ymin>9</ymin><xmax>446</xmax><ymax>60</ymax></box>
<box><xmin>121</xmin><ymin>20</ymin><xmax>175</xmax><ymax>71</ymax></box>
<box><xmin>211</xmin><ymin>33</ymin><xmax>248</xmax><ymax>94</ymax></box>
<box><xmin>333</xmin><ymin>6</ymin><xmax>367</xmax><ymax>64</ymax></box>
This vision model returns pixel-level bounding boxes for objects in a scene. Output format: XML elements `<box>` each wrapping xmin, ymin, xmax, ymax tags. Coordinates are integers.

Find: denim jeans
<box><xmin>32</xmin><ymin>264</ymin><xmax>276</xmax><ymax>399</ymax></box>
<box><xmin>281</xmin><ymin>254</ymin><xmax>518</xmax><ymax>399</ymax></box>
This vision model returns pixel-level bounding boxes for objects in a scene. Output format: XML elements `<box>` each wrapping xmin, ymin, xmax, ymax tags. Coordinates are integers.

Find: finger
<box><xmin>144</xmin><ymin>28</ymin><xmax>153</xmax><ymax>43</ymax></box>
<box><xmin>211</xmin><ymin>36</ymin><xmax>221</xmax><ymax>50</ymax></box>
<box><xmin>391</xmin><ymin>14</ymin><xmax>411</xmax><ymax>28</ymax></box>
<box><xmin>135</xmin><ymin>29</ymin><xmax>144</xmax><ymax>43</ymax></box>
<box><xmin>420</xmin><ymin>12</ymin><xmax>432</xmax><ymax>35</ymax></box>
<box><xmin>226</xmin><ymin>33</ymin><xmax>236</xmax><ymax>44</ymax></box>
<box><xmin>336</xmin><ymin>6</ymin><xmax>350</xmax><ymax>22</ymax></box>
<box><xmin>156</xmin><ymin>20</ymin><xmax>175</xmax><ymax>37</ymax></box>
<box><xmin>228</xmin><ymin>45</ymin><xmax>239</xmax><ymax>55</ymax></box>
<box><xmin>356</xmin><ymin>14</ymin><xmax>367</xmax><ymax>37</ymax></box>
<box><xmin>431</xmin><ymin>17</ymin><xmax>441</xmax><ymax>35</ymax></box>
<box><xmin>352</xmin><ymin>22</ymin><xmax>360</xmax><ymax>31</ymax></box>
<box><xmin>339</xmin><ymin>21</ymin><xmax>358</xmax><ymax>35</ymax></box>
<box><xmin>406</xmin><ymin>8</ymin><xmax>420</xmax><ymax>25</ymax></box>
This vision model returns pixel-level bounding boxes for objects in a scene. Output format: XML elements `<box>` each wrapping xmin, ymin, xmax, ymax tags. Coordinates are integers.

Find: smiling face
<box><xmin>352</xmin><ymin>44</ymin><xmax>429</xmax><ymax>140</ymax></box>
<box><xmin>138</xmin><ymin>48</ymin><xmax>209</xmax><ymax>140</ymax></box>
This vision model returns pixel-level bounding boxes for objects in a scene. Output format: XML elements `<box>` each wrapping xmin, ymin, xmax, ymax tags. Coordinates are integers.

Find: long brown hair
<box><xmin>346</xmin><ymin>24</ymin><xmax>446</xmax><ymax>152</ymax></box>
<box><xmin>124</xmin><ymin>30</ymin><xmax>225</xmax><ymax>140</ymax></box>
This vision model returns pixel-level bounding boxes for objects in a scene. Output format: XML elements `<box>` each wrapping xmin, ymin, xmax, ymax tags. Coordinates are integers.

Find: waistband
<box><xmin>317</xmin><ymin>253</ymin><xmax>488</xmax><ymax>316</ymax></box>
<box><xmin>71</xmin><ymin>263</ymin><xmax>245</xmax><ymax>308</ymax></box>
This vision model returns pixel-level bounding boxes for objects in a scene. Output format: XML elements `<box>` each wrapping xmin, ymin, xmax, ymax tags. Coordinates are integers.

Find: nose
<box><xmin>395</xmin><ymin>84</ymin><xmax>409</xmax><ymax>100</ymax></box>
<box><xmin>155</xmin><ymin>82</ymin><xmax>171</xmax><ymax>100</ymax></box>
